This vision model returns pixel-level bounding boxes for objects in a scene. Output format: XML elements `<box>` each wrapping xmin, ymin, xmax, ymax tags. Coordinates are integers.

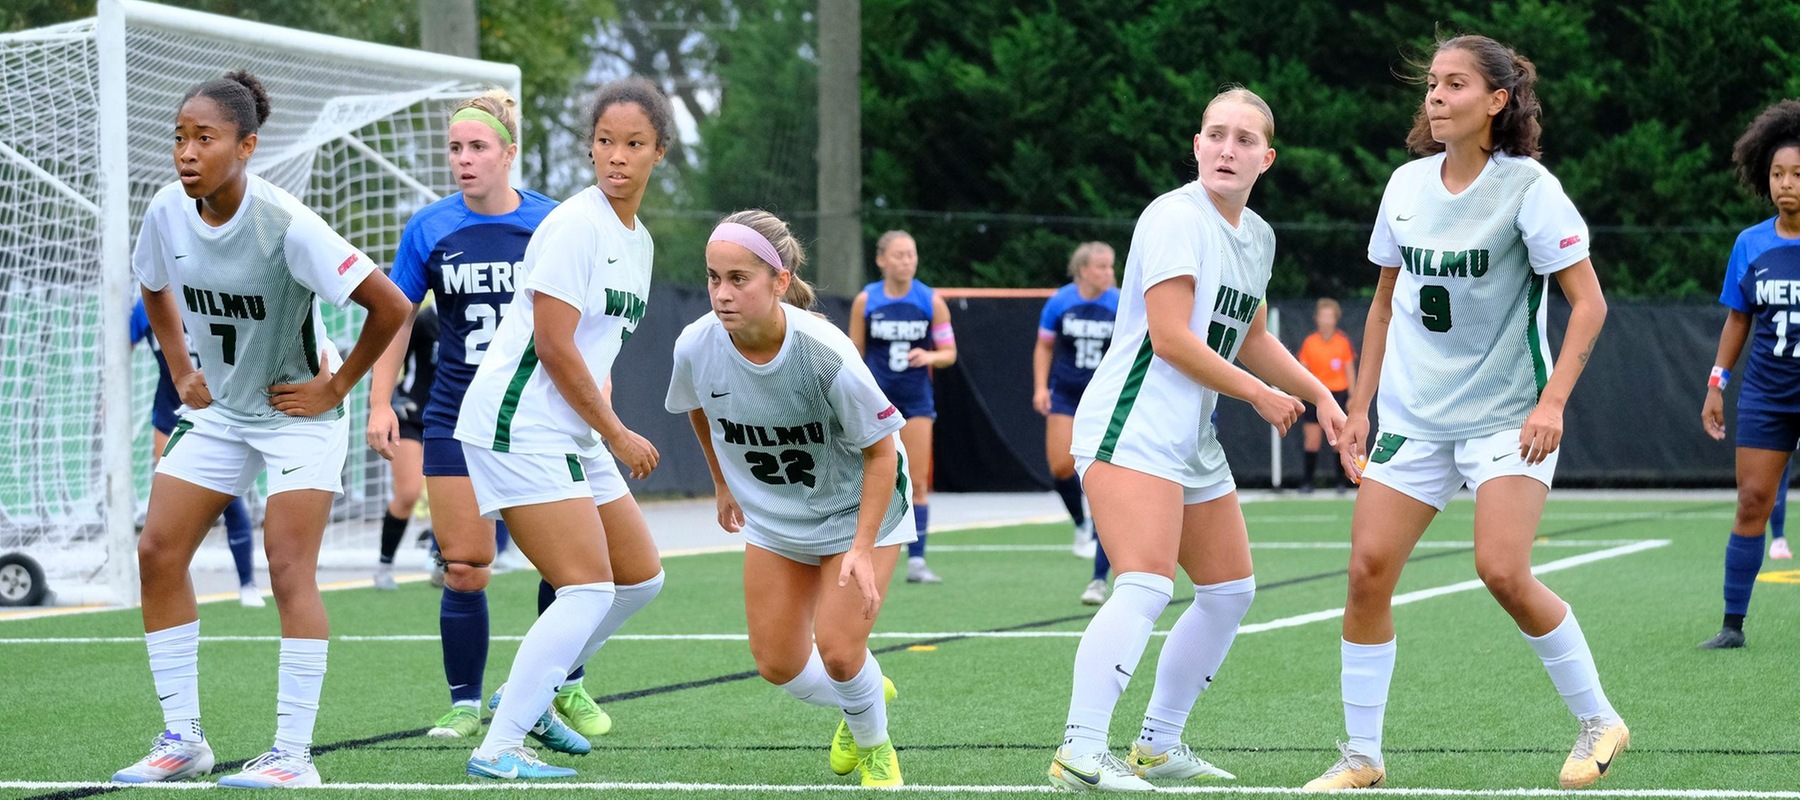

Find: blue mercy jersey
<box><xmin>1720</xmin><ymin>217</ymin><xmax>1800</xmax><ymax>413</ymax></box>
<box><xmin>391</xmin><ymin>189</ymin><xmax>558</xmax><ymax>437</ymax></box>
<box><xmin>862</xmin><ymin>279</ymin><xmax>936</xmax><ymax>412</ymax></box>
<box><xmin>1039</xmin><ymin>283</ymin><xmax>1119</xmax><ymax>392</ymax></box>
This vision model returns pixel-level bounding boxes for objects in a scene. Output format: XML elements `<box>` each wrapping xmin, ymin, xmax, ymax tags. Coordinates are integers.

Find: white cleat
<box><xmin>111</xmin><ymin>730</ymin><xmax>215</xmax><ymax>783</ymax></box>
<box><xmin>217</xmin><ymin>747</ymin><xmax>322</xmax><ymax>788</ymax></box>
<box><xmin>238</xmin><ymin>585</ymin><xmax>266</xmax><ymax>608</ymax></box>
<box><xmin>373</xmin><ymin>565</ymin><xmax>398</xmax><ymax>590</ymax></box>
<box><xmin>1047</xmin><ymin>747</ymin><xmax>1155</xmax><ymax>792</ymax></box>
<box><xmin>1128</xmin><ymin>742</ymin><xmax>1236</xmax><ymax>780</ymax></box>
<box><xmin>1079</xmin><ymin>579</ymin><xmax>1110</xmax><ymax>606</ymax></box>
<box><xmin>1073</xmin><ymin>519</ymin><xmax>1097</xmax><ymax>558</ymax></box>
<box><xmin>905</xmin><ymin>557</ymin><xmax>942</xmax><ymax>584</ymax></box>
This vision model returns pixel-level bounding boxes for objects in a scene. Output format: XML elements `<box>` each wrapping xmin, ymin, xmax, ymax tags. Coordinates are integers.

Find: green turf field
<box><xmin>3</xmin><ymin>496</ymin><xmax>1797</xmax><ymax>799</ymax></box>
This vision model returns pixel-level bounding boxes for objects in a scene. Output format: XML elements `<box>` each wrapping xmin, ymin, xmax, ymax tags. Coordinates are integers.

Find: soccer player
<box><xmin>1050</xmin><ymin>87</ymin><xmax>1342</xmax><ymax>792</ymax></box>
<box><xmin>849</xmin><ymin>230</ymin><xmax>955</xmax><ymax>584</ymax></box>
<box><xmin>114</xmin><ymin>70</ymin><xmax>410</xmax><ymax>787</ymax></box>
<box><xmin>372</xmin><ymin>301</ymin><xmax>434</xmax><ymax>590</ymax></box>
<box><xmin>129</xmin><ymin>299</ymin><xmax>263</xmax><ymax>608</ymax></box>
<box><xmin>1032</xmin><ymin>242</ymin><xmax>1120</xmax><ymax>603</ymax></box>
<box><xmin>1699</xmin><ymin>98</ymin><xmax>1800</xmax><ymax>646</ymax></box>
<box><xmin>667</xmin><ymin>210</ymin><xmax>913</xmax><ymax>788</ymax></box>
<box><xmin>1295</xmin><ymin>298</ymin><xmax>1355</xmax><ymax>493</ymax></box>
<box><xmin>368</xmin><ymin>89</ymin><xmax>641</xmax><ymax>746</ymax></box>
<box><xmin>1306</xmin><ymin>36</ymin><xmax>1622</xmax><ymax>791</ymax></box>
<box><xmin>451</xmin><ymin>77</ymin><xmax>671</xmax><ymax>781</ymax></box>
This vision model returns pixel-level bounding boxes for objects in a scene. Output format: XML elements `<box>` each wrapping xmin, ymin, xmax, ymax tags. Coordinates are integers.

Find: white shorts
<box><xmin>1074</xmin><ymin>456</ymin><xmax>1236</xmax><ymax>505</ymax></box>
<box><xmin>747</xmin><ymin>504</ymin><xmax>919</xmax><ymax>566</ymax></box>
<box><xmin>155</xmin><ymin>412</ymin><xmax>348</xmax><ymax>497</ymax></box>
<box><xmin>1359</xmin><ymin>427</ymin><xmax>1558</xmax><ymax>511</ymax></box>
<box><xmin>462</xmin><ymin>445</ymin><xmax>630</xmax><ymax>520</ymax></box>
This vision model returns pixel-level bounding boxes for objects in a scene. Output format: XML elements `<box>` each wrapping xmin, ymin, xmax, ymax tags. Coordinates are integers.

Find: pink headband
<box><xmin>709</xmin><ymin>222</ymin><xmax>786</xmax><ymax>273</ymax></box>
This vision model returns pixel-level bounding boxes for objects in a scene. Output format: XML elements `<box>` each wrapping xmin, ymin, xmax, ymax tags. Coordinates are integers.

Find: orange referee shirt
<box><xmin>1298</xmin><ymin>331</ymin><xmax>1354</xmax><ymax>392</ymax></box>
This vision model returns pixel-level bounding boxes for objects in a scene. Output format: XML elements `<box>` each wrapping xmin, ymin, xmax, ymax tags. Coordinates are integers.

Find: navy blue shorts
<box><xmin>152</xmin><ymin>406</ymin><xmax>180</xmax><ymax>435</ymax></box>
<box><xmin>1048</xmin><ymin>382</ymin><xmax>1086</xmax><ymax>417</ymax></box>
<box><xmin>423</xmin><ymin>437</ymin><xmax>470</xmax><ymax>477</ymax></box>
<box><xmin>1736</xmin><ymin>405</ymin><xmax>1800</xmax><ymax>452</ymax></box>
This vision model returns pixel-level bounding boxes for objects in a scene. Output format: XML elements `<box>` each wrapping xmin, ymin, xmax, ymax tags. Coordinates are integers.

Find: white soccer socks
<box><xmin>830</xmin><ymin>653</ymin><xmax>890</xmax><ymax>748</ymax></box>
<box><xmin>274</xmin><ymin>638</ymin><xmax>328</xmax><ymax>754</ymax></box>
<box><xmin>564</xmin><ymin>571</ymin><xmax>664</xmax><ymax>688</ymax></box>
<box><xmin>1341</xmin><ymin>638</ymin><xmax>1396</xmax><ymax>764</ymax></box>
<box><xmin>778</xmin><ymin>646</ymin><xmax>838</xmax><ymax>707</ymax></box>
<box><xmin>147</xmin><ymin>621</ymin><xmax>203</xmax><ymax>740</ymax></box>
<box><xmin>1063</xmin><ymin>571</ymin><xmax>1174</xmax><ymax>757</ymax></box>
<box><xmin>1137</xmin><ymin>576</ymin><xmax>1255</xmax><ymax>754</ymax></box>
<box><xmin>1522</xmin><ymin>606</ymin><xmax>1619</xmax><ymax>722</ymax></box>
<box><xmin>477</xmin><ymin>582</ymin><xmax>616</xmax><ymax>757</ymax></box>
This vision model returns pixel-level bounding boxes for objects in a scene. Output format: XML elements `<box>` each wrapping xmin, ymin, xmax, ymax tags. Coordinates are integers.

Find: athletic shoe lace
<box><xmin>144</xmin><ymin>734</ymin><xmax>185</xmax><ymax>760</ymax></box>
<box><xmin>497</xmin><ymin>746</ymin><xmax>546</xmax><ymax>767</ymax></box>
<box><xmin>241</xmin><ymin>749</ymin><xmax>307</xmax><ymax>773</ymax></box>
<box><xmin>1320</xmin><ymin>741</ymin><xmax>1365</xmax><ymax>778</ymax></box>
<box><xmin>558</xmin><ymin>687</ymin><xmax>601</xmax><ymax>724</ymax></box>
<box><xmin>1097</xmin><ymin>752</ymin><xmax>1140</xmax><ymax>780</ymax></box>
<box><xmin>1570</xmin><ymin>717</ymin><xmax>1608</xmax><ymax>761</ymax></box>
<box><xmin>861</xmin><ymin>745</ymin><xmax>895</xmax><ymax>781</ymax></box>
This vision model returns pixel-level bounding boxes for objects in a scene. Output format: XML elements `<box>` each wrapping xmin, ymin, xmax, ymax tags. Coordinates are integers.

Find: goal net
<box><xmin>0</xmin><ymin>0</ymin><xmax>520</xmax><ymax>605</ymax></box>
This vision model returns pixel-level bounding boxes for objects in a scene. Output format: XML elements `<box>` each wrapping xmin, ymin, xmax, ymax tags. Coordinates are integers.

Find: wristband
<box><xmin>1709</xmin><ymin>366</ymin><xmax>1730</xmax><ymax>389</ymax></box>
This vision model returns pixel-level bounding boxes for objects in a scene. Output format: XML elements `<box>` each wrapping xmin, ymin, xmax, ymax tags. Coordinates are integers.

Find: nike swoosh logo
<box><xmin>281</xmin><ymin>466</ymin><xmax>305</xmax><ymax>475</ymax></box>
<box><xmin>1058</xmin><ymin>759</ymin><xmax>1102</xmax><ymax>786</ymax></box>
<box><xmin>443</xmin><ymin>251</ymin><xmax>464</xmax><ymax>260</ymax></box>
<box><xmin>1396</xmin><ymin>214</ymin><xmax>1415</xmax><ymax>222</ymax></box>
<box><xmin>1755</xmin><ymin>268</ymin><xmax>1769</xmax><ymax>276</ymax></box>
<box><xmin>174</xmin><ymin>254</ymin><xmax>189</xmax><ymax>260</ymax></box>
<box><xmin>450</xmin><ymin>684</ymin><xmax>469</xmax><ymax>691</ymax></box>
<box><xmin>1114</xmin><ymin>664</ymin><xmax>1132</xmax><ymax>679</ymax></box>
<box><xmin>479</xmin><ymin>764</ymin><xmax>519</xmax><ymax>779</ymax></box>
<box><xmin>711</xmin><ymin>391</ymin><xmax>730</xmax><ymax>398</ymax></box>
<box><xmin>1596</xmin><ymin>737</ymin><xmax>1623</xmax><ymax>774</ymax></box>
<box><xmin>607</xmin><ymin>257</ymin><xmax>619</xmax><ymax>264</ymax></box>
<box><xmin>159</xmin><ymin>693</ymin><xmax>177</xmax><ymax>701</ymax></box>
<box><xmin>844</xmin><ymin>703</ymin><xmax>873</xmax><ymax>716</ymax></box>
<box><xmin>1205</xmin><ymin>675</ymin><xmax>1214</xmax><ymax>683</ymax></box>
<box><xmin>1492</xmin><ymin>453</ymin><xmax>1512</xmax><ymax>462</ymax></box>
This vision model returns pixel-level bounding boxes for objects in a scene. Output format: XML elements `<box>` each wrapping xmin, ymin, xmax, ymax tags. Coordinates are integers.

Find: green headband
<box><xmin>450</xmin><ymin>107</ymin><xmax>513</xmax><ymax>146</ymax></box>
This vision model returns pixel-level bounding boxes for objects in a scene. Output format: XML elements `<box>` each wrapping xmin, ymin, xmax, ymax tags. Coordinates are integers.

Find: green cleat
<box><xmin>830</xmin><ymin>676</ymin><xmax>896</xmax><ymax>775</ymax></box>
<box><xmin>427</xmin><ymin>705</ymin><xmax>482</xmax><ymax>739</ymax></box>
<box><xmin>553</xmin><ymin>683</ymin><xmax>613</xmax><ymax>738</ymax></box>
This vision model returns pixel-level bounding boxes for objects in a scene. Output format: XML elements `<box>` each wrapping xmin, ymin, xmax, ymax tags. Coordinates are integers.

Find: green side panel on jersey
<box><xmin>162</xmin><ymin>419</ymin><xmax>195</xmax><ymax>457</ymax></box>
<box><xmin>895</xmin><ymin>447</ymin><xmax>911</xmax><ymax>518</ymax></box>
<box><xmin>567</xmin><ymin>454</ymin><xmax>585</xmax><ymax>482</ymax></box>
<box><xmin>1095</xmin><ymin>339</ymin><xmax>1155</xmax><ymax>463</ymax></box>
<box><xmin>1526</xmin><ymin>273</ymin><xmax>1548</xmax><ymax>396</ymax></box>
<box><xmin>1368</xmin><ymin>432</ymin><xmax>1407</xmax><ymax>464</ymax></box>
<box><xmin>491</xmin><ymin>336</ymin><xmax>539</xmax><ymax>454</ymax></box>
<box><xmin>300</xmin><ymin>294</ymin><xmax>320</xmax><ymax>375</ymax></box>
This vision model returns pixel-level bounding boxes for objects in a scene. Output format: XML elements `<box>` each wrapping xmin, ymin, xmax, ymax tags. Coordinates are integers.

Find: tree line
<box><xmin>11</xmin><ymin>0</ymin><xmax>1796</xmax><ymax>299</ymax></box>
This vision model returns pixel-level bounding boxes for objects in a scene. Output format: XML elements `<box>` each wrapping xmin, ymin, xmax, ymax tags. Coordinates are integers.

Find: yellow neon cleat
<box><xmin>830</xmin><ymin>676</ymin><xmax>895</xmax><ymax>775</ymax></box>
<box><xmin>856</xmin><ymin>739</ymin><xmax>903</xmax><ymax>787</ymax></box>
<box><xmin>553</xmin><ymin>682</ymin><xmax>613</xmax><ymax>737</ymax></box>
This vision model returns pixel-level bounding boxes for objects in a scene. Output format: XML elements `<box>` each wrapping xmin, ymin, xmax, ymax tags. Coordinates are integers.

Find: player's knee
<box><xmin>444</xmin><ymin>563</ymin><xmax>489</xmax><ymax>592</ymax></box>
<box><xmin>1475</xmin><ymin>561</ymin><xmax>1531</xmax><ymax>606</ymax></box>
<box><xmin>751</xmin><ymin>649</ymin><xmax>805</xmax><ymax>685</ymax></box>
<box><xmin>1735</xmin><ymin>486</ymin><xmax>1777</xmax><ymax>525</ymax></box>
<box><xmin>816</xmin><ymin>641</ymin><xmax>867</xmax><ymax>680</ymax></box>
<box><xmin>1345</xmin><ymin>555</ymin><xmax>1394</xmax><ymax>598</ymax></box>
<box><xmin>1049</xmin><ymin>457</ymin><xmax>1076</xmax><ymax>481</ymax></box>
<box><xmin>264</xmin><ymin>554</ymin><xmax>316</xmax><ymax>594</ymax></box>
<box><xmin>137</xmin><ymin>535</ymin><xmax>185</xmax><ymax>581</ymax></box>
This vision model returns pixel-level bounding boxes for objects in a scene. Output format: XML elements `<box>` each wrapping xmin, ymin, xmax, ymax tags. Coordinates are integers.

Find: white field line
<box><xmin>1238</xmin><ymin>539</ymin><xmax>1667</xmax><ymax>634</ymax></box>
<box><xmin>0</xmin><ymin>781</ymin><xmax>1793</xmax><ymax>798</ymax></box>
<box><xmin>1245</xmin><ymin>511</ymin><xmax>1731</xmax><ymax>523</ymax></box>
<box><xmin>933</xmin><ymin>539</ymin><xmax>1654</xmax><ymax>553</ymax></box>
<box><xmin>0</xmin><ymin>540</ymin><xmax>1668</xmax><ymax>646</ymax></box>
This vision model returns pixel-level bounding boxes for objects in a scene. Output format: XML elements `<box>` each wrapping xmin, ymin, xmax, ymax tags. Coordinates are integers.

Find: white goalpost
<box><xmin>0</xmin><ymin>0</ymin><xmax>520</xmax><ymax>606</ymax></box>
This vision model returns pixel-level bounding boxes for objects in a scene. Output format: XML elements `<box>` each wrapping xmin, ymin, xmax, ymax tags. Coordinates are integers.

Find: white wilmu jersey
<box><xmin>132</xmin><ymin>176</ymin><xmax>376</xmax><ymax>428</ymax></box>
<box><xmin>1370</xmin><ymin>152</ymin><xmax>1590</xmax><ymax>441</ymax></box>
<box><xmin>666</xmin><ymin>305</ymin><xmax>910</xmax><ymax>555</ymax></box>
<box><xmin>455</xmin><ymin>186</ymin><xmax>654</xmax><ymax>455</ymax></box>
<box><xmin>1070</xmin><ymin>181</ymin><xmax>1274</xmax><ymax>486</ymax></box>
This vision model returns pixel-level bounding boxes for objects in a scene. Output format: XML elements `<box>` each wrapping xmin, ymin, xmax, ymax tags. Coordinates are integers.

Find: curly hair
<box><xmin>587</xmin><ymin>76</ymin><xmax>674</xmax><ymax>149</ymax></box>
<box><xmin>1732</xmin><ymin>100</ymin><xmax>1800</xmax><ymax>201</ymax></box>
<box><xmin>1403</xmin><ymin>35</ymin><xmax>1542</xmax><ymax>159</ymax></box>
